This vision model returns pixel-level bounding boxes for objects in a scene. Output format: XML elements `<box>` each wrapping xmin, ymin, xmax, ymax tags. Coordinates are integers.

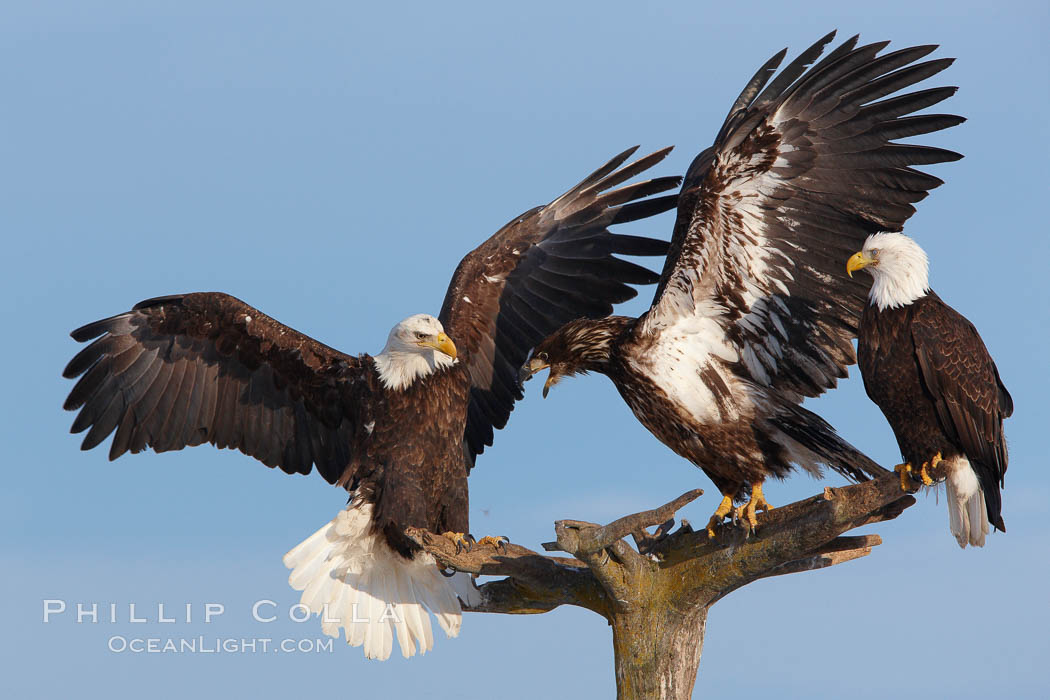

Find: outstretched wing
<box><xmin>63</xmin><ymin>292</ymin><xmax>371</xmax><ymax>484</ymax></box>
<box><xmin>912</xmin><ymin>293</ymin><xmax>1012</xmax><ymax>500</ymax></box>
<box><xmin>643</xmin><ymin>31</ymin><xmax>963</xmax><ymax>402</ymax></box>
<box><xmin>439</xmin><ymin>147</ymin><xmax>680</xmax><ymax>465</ymax></box>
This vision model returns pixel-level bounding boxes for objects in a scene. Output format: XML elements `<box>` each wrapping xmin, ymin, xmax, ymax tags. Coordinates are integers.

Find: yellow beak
<box><xmin>846</xmin><ymin>251</ymin><xmax>874</xmax><ymax>278</ymax></box>
<box><xmin>518</xmin><ymin>357</ymin><xmax>556</xmax><ymax>397</ymax></box>
<box><xmin>420</xmin><ymin>332</ymin><xmax>457</xmax><ymax>359</ymax></box>
<box><xmin>526</xmin><ymin>357</ymin><xmax>549</xmax><ymax>375</ymax></box>
<box><xmin>542</xmin><ymin>373</ymin><xmax>557</xmax><ymax>399</ymax></box>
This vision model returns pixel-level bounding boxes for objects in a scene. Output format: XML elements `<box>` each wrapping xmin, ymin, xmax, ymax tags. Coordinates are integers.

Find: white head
<box><xmin>373</xmin><ymin>314</ymin><xmax>458</xmax><ymax>391</ymax></box>
<box><xmin>846</xmin><ymin>232</ymin><xmax>930</xmax><ymax>311</ymax></box>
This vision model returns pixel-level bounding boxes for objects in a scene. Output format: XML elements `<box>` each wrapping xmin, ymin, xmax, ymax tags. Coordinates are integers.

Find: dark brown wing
<box><xmin>644</xmin><ymin>31</ymin><xmax>963</xmax><ymax>402</ymax></box>
<box><xmin>912</xmin><ymin>292</ymin><xmax>1011</xmax><ymax>491</ymax></box>
<box><xmin>63</xmin><ymin>292</ymin><xmax>372</xmax><ymax>485</ymax></box>
<box><xmin>439</xmin><ymin>147</ymin><xmax>680</xmax><ymax>465</ymax></box>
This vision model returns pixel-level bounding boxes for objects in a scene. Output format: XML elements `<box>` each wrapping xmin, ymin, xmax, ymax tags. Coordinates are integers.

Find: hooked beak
<box><xmin>846</xmin><ymin>251</ymin><xmax>875</xmax><ymax>278</ymax></box>
<box><xmin>420</xmin><ymin>332</ymin><xmax>457</xmax><ymax>360</ymax></box>
<box><xmin>519</xmin><ymin>356</ymin><xmax>555</xmax><ymax>398</ymax></box>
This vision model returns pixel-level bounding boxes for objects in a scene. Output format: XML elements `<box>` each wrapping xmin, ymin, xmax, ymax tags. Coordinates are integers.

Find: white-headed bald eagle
<box><xmin>521</xmin><ymin>32</ymin><xmax>964</xmax><ymax>536</ymax></box>
<box><xmin>847</xmin><ymin>233</ymin><xmax>1012</xmax><ymax>547</ymax></box>
<box><xmin>62</xmin><ymin>147</ymin><xmax>680</xmax><ymax>659</ymax></box>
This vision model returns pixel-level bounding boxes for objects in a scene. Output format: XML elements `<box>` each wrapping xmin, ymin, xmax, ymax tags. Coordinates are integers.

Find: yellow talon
<box><xmin>918</xmin><ymin>465</ymin><xmax>935</xmax><ymax>486</ymax></box>
<box><xmin>919</xmin><ymin>452</ymin><xmax>943</xmax><ymax>486</ymax></box>
<box><xmin>441</xmin><ymin>531</ymin><xmax>474</xmax><ymax>554</ymax></box>
<box><xmin>735</xmin><ymin>483</ymin><xmax>774</xmax><ymax>533</ymax></box>
<box><xmin>706</xmin><ymin>494</ymin><xmax>734</xmax><ymax>538</ymax></box>
<box><xmin>894</xmin><ymin>462</ymin><xmax>917</xmax><ymax>492</ymax></box>
<box><xmin>475</xmin><ymin>535</ymin><xmax>510</xmax><ymax>552</ymax></box>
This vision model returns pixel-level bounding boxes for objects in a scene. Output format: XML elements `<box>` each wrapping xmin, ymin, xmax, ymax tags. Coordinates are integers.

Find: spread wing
<box><xmin>912</xmin><ymin>293</ymin><xmax>1012</xmax><ymax>487</ymax></box>
<box><xmin>63</xmin><ymin>292</ymin><xmax>371</xmax><ymax>484</ymax></box>
<box><xmin>439</xmin><ymin>147</ymin><xmax>680</xmax><ymax>465</ymax></box>
<box><xmin>643</xmin><ymin>31</ymin><xmax>963</xmax><ymax>402</ymax></box>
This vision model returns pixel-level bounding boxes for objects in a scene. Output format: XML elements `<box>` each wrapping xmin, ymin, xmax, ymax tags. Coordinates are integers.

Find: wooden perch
<box><xmin>407</xmin><ymin>472</ymin><xmax>914</xmax><ymax>699</ymax></box>
<box><xmin>543</xmin><ymin>488</ymin><xmax>704</xmax><ymax>556</ymax></box>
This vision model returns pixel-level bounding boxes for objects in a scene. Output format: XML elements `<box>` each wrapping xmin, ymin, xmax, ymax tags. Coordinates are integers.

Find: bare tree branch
<box><xmin>404</xmin><ymin>527</ymin><xmax>611</xmax><ymax>616</ymax></box>
<box><xmin>407</xmin><ymin>472</ymin><xmax>916</xmax><ymax>699</ymax></box>
<box><xmin>758</xmin><ymin>535</ymin><xmax>882</xmax><ymax>580</ymax></box>
<box><xmin>546</xmin><ymin>489</ymin><xmax>703</xmax><ymax>556</ymax></box>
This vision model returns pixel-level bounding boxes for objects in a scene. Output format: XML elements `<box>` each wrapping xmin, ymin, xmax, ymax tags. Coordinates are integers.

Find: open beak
<box><xmin>846</xmin><ymin>251</ymin><xmax>874</xmax><ymax>278</ymax></box>
<box><xmin>519</xmin><ymin>356</ymin><xmax>553</xmax><ymax>397</ymax></box>
<box><xmin>421</xmin><ymin>332</ymin><xmax>457</xmax><ymax>360</ymax></box>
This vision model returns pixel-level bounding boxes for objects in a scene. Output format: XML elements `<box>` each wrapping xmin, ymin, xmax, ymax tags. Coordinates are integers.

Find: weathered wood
<box><xmin>408</xmin><ymin>472</ymin><xmax>913</xmax><ymax>699</ymax></box>
<box><xmin>555</xmin><ymin>488</ymin><xmax>703</xmax><ymax>556</ymax></box>
<box><xmin>612</xmin><ymin>604</ymin><xmax>707</xmax><ymax>700</ymax></box>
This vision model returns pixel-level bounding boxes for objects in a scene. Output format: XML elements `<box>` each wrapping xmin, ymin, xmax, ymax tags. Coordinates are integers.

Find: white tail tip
<box><xmin>283</xmin><ymin>502</ymin><xmax>481</xmax><ymax>660</ymax></box>
<box><xmin>944</xmin><ymin>459</ymin><xmax>990</xmax><ymax>548</ymax></box>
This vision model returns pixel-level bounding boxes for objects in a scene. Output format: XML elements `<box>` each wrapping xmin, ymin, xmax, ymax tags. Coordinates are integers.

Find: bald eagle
<box><xmin>847</xmin><ymin>233</ymin><xmax>1012</xmax><ymax>547</ymax></box>
<box><xmin>62</xmin><ymin>146</ymin><xmax>679</xmax><ymax>659</ymax></box>
<box><xmin>520</xmin><ymin>32</ymin><xmax>963</xmax><ymax>536</ymax></box>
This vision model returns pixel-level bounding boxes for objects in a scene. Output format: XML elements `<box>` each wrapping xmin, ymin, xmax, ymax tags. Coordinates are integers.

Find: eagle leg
<box><xmin>918</xmin><ymin>452</ymin><xmax>943</xmax><ymax>486</ymax></box>
<box><xmin>441</xmin><ymin>531</ymin><xmax>476</xmax><ymax>554</ymax></box>
<box><xmin>474</xmin><ymin>535</ymin><xmax>510</xmax><ymax>553</ymax></box>
<box><xmin>733</xmin><ymin>482</ymin><xmax>774</xmax><ymax>534</ymax></box>
<box><xmin>893</xmin><ymin>462</ymin><xmax>919</xmax><ymax>492</ymax></box>
<box><xmin>706</xmin><ymin>494</ymin><xmax>735</xmax><ymax>538</ymax></box>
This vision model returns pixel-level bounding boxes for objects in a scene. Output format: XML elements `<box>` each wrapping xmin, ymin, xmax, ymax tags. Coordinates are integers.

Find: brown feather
<box><xmin>439</xmin><ymin>147</ymin><xmax>677</xmax><ymax>465</ymax></box>
<box><xmin>858</xmin><ymin>292</ymin><xmax>1010</xmax><ymax>530</ymax></box>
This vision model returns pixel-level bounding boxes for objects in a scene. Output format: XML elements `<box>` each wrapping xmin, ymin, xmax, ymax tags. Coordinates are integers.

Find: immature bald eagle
<box><xmin>62</xmin><ymin>147</ymin><xmax>679</xmax><ymax>659</ymax></box>
<box><xmin>847</xmin><ymin>233</ymin><xmax>1012</xmax><ymax>547</ymax></box>
<box><xmin>521</xmin><ymin>32</ymin><xmax>963</xmax><ymax>535</ymax></box>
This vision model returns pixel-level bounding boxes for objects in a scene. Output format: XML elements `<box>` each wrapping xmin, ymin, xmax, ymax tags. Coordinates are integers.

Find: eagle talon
<box><xmin>442</xmin><ymin>531</ymin><xmax>474</xmax><ymax>554</ymax></box>
<box><xmin>735</xmin><ymin>483</ymin><xmax>773</xmax><ymax>534</ymax></box>
<box><xmin>706</xmin><ymin>494</ymin><xmax>735</xmax><ymax>538</ymax></box>
<box><xmin>919</xmin><ymin>465</ymin><xmax>935</xmax><ymax>486</ymax></box>
<box><xmin>476</xmin><ymin>535</ymin><xmax>510</xmax><ymax>553</ymax></box>
<box><xmin>919</xmin><ymin>452</ymin><xmax>943</xmax><ymax>486</ymax></box>
<box><xmin>894</xmin><ymin>462</ymin><xmax>919</xmax><ymax>492</ymax></box>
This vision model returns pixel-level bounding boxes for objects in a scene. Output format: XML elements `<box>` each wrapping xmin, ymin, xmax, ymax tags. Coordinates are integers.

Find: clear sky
<box><xmin>3</xmin><ymin>1</ymin><xmax>1047</xmax><ymax>698</ymax></box>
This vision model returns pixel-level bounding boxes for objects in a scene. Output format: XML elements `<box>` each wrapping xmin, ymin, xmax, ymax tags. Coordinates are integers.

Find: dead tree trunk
<box><xmin>612</xmin><ymin>602</ymin><xmax>707</xmax><ymax>699</ymax></box>
<box><xmin>408</xmin><ymin>473</ymin><xmax>913</xmax><ymax>700</ymax></box>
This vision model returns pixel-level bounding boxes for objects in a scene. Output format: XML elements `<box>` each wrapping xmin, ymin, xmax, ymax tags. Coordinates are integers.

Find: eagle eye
<box><xmin>869</xmin><ymin>248</ymin><xmax>880</xmax><ymax>257</ymax></box>
<box><xmin>415</xmin><ymin>331</ymin><xmax>427</xmax><ymax>340</ymax></box>
<box><xmin>538</xmin><ymin>352</ymin><xmax>548</xmax><ymax>362</ymax></box>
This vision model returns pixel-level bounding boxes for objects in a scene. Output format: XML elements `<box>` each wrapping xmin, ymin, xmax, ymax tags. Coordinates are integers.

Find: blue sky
<box><xmin>3</xmin><ymin>1</ymin><xmax>1048</xmax><ymax>698</ymax></box>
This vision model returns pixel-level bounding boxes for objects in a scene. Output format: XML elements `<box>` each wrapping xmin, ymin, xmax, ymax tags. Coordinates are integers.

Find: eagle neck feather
<box><xmin>864</xmin><ymin>232</ymin><xmax>931</xmax><ymax>311</ymax></box>
<box><xmin>373</xmin><ymin>348</ymin><xmax>455</xmax><ymax>391</ymax></box>
<box><xmin>869</xmin><ymin>270</ymin><xmax>930</xmax><ymax>311</ymax></box>
<box><xmin>559</xmin><ymin>316</ymin><xmax>633</xmax><ymax>376</ymax></box>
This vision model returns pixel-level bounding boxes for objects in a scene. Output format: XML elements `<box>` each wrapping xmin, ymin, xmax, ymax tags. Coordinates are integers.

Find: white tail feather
<box><xmin>283</xmin><ymin>502</ymin><xmax>480</xmax><ymax>660</ymax></box>
<box><xmin>944</xmin><ymin>458</ymin><xmax>989</xmax><ymax>548</ymax></box>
